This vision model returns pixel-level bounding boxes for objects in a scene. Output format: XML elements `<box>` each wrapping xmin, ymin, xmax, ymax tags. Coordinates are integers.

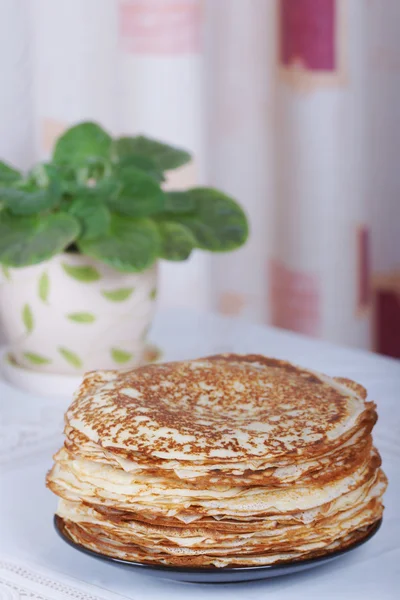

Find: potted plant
<box><xmin>0</xmin><ymin>122</ymin><xmax>248</xmax><ymax>375</ymax></box>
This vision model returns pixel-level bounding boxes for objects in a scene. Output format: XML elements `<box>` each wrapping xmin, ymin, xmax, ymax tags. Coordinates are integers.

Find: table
<box><xmin>1</xmin><ymin>309</ymin><xmax>399</xmax><ymax>600</ymax></box>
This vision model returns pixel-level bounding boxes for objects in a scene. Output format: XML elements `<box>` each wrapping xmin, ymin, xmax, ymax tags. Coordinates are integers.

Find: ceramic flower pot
<box><xmin>0</xmin><ymin>253</ymin><xmax>157</xmax><ymax>375</ymax></box>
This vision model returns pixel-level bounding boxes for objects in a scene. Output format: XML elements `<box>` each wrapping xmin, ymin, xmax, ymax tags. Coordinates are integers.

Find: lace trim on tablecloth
<box><xmin>0</xmin><ymin>558</ymin><xmax>128</xmax><ymax>600</ymax></box>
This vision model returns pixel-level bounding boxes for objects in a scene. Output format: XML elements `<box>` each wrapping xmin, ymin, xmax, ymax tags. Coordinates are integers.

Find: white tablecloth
<box><xmin>1</xmin><ymin>309</ymin><xmax>399</xmax><ymax>600</ymax></box>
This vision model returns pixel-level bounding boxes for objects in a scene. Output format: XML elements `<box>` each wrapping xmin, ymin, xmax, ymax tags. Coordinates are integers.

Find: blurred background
<box><xmin>0</xmin><ymin>0</ymin><xmax>399</xmax><ymax>357</ymax></box>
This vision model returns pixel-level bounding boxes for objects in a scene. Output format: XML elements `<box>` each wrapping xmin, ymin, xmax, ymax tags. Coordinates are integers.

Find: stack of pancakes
<box><xmin>47</xmin><ymin>354</ymin><xmax>387</xmax><ymax>568</ymax></box>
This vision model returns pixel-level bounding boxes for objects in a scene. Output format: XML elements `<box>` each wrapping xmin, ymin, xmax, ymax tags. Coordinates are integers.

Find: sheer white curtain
<box><xmin>0</xmin><ymin>0</ymin><xmax>399</xmax><ymax>353</ymax></box>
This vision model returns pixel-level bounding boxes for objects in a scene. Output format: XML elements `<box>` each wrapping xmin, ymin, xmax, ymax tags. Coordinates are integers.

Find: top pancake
<box><xmin>66</xmin><ymin>354</ymin><xmax>370</xmax><ymax>463</ymax></box>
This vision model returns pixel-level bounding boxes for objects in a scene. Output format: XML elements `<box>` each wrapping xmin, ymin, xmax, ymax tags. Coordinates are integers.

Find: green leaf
<box><xmin>23</xmin><ymin>352</ymin><xmax>51</xmax><ymax>365</ymax></box>
<box><xmin>38</xmin><ymin>272</ymin><xmax>50</xmax><ymax>303</ymax></box>
<box><xmin>56</xmin><ymin>165</ymin><xmax>80</xmax><ymax>195</ymax></box>
<box><xmin>57</xmin><ymin>162</ymin><xmax>105</xmax><ymax>195</ymax></box>
<box><xmin>0</xmin><ymin>186</ymin><xmax>53</xmax><ymax>216</ymax></box>
<box><xmin>58</xmin><ymin>347</ymin><xmax>83</xmax><ymax>369</ymax></box>
<box><xmin>61</xmin><ymin>175</ymin><xmax>120</xmax><ymax>203</ymax></box>
<box><xmin>67</xmin><ymin>193</ymin><xmax>111</xmax><ymax>241</ymax></box>
<box><xmin>157</xmin><ymin>221</ymin><xmax>196</xmax><ymax>261</ymax></box>
<box><xmin>150</xmin><ymin>288</ymin><xmax>157</xmax><ymax>300</ymax></box>
<box><xmin>164</xmin><ymin>191</ymin><xmax>196</xmax><ymax>214</ymax></box>
<box><xmin>101</xmin><ymin>287</ymin><xmax>134</xmax><ymax>302</ymax></box>
<box><xmin>175</xmin><ymin>188</ymin><xmax>249</xmax><ymax>252</ymax></box>
<box><xmin>111</xmin><ymin>348</ymin><xmax>133</xmax><ymax>364</ymax></box>
<box><xmin>30</xmin><ymin>163</ymin><xmax>59</xmax><ymax>187</ymax></box>
<box><xmin>78</xmin><ymin>214</ymin><xmax>160</xmax><ymax>272</ymax></box>
<box><xmin>62</xmin><ymin>263</ymin><xmax>101</xmax><ymax>282</ymax></box>
<box><xmin>173</xmin><ymin>219</ymin><xmax>215</xmax><ymax>249</ymax></box>
<box><xmin>0</xmin><ymin>164</ymin><xmax>61</xmax><ymax>216</ymax></box>
<box><xmin>0</xmin><ymin>213</ymin><xmax>79</xmax><ymax>267</ymax></box>
<box><xmin>90</xmin><ymin>177</ymin><xmax>121</xmax><ymax>198</ymax></box>
<box><xmin>114</xmin><ymin>136</ymin><xmax>191</xmax><ymax>171</ymax></box>
<box><xmin>22</xmin><ymin>304</ymin><xmax>34</xmax><ymax>333</ymax></box>
<box><xmin>53</xmin><ymin>122</ymin><xmax>112</xmax><ymax>167</ymax></box>
<box><xmin>107</xmin><ymin>166</ymin><xmax>165</xmax><ymax>217</ymax></box>
<box><xmin>1</xmin><ymin>265</ymin><xmax>11</xmax><ymax>281</ymax></box>
<box><xmin>67</xmin><ymin>312</ymin><xmax>96</xmax><ymax>323</ymax></box>
<box><xmin>0</xmin><ymin>161</ymin><xmax>21</xmax><ymax>184</ymax></box>
<box><xmin>117</xmin><ymin>154</ymin><xmax>165</xmax><ymax>183</ymax></box>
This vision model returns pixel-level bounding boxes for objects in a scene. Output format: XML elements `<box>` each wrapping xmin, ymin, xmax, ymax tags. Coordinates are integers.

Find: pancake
<box><xmin>57</xmin><ymin>471</ymin><xmax>386</xmax><ymax>549</ymax></box>
<box><xmin>62</xmin><ymin>422</ymin><xmax>375</xmax><ymax>486</ymax></box>
<box><xmin>47</xmin><ymin>447</ymin><xmax>381</xmax><ymax>513</ymax></box>
<box><xmin>59</xmin><ymin>518</ymin><xmax>380</xmax><ymax>568</ymax></box>
<box><xmin>59</xmin><ymin>499</ymin><xmax>381</xmax><ymax>553</ymax></box>
<box><xmin>65</xmin><ymin>355</ymin><xmax>371</xmax><ymax>462</ymax></box>
<box><xmin>46</xmin><ymin>354</ymin><xmax>387</xmax><ymax>567</ymax></box>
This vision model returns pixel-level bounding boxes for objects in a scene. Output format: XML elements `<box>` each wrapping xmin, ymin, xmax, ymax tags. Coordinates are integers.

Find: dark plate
<box><xmin>54</xmin><ymin>516</ymin><xmax>382</xmax><ymax>584</ymax></box>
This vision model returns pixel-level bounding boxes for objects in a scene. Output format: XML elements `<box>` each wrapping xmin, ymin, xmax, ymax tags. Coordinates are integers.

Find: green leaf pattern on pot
<box><xmin>38</xmin><ymin>272</ymin><xmax>50</xmax><ymax>303</ymax></box>
<box><xmin>67</xmin><ymin>312</ymin><xmax>96</xmax><ymax>323</ymax></box>
<box><xmin>62</xmin><ymin>262</ymin><xmax>101</xmax><ymax>282</ymax></box>
<box><xmin>111</xmin><ymin>348</ymin><xmax>133</xmax><ymax>364</ymax></box>
<box><xmin>22</xmin><ymin>304</ymin><xmax>34</xmax><ymax>333</ymax></box>
<box><xmin>6</xmin><ymin>261</ymin><xmax>156</xmax><ymax>372</ymax></box>
<box><xmin>58</xmin><ymin>347</ymin><xmax>83</xmax><ymax>369</ymax></box>
<box><xmin>23</xmin><ymin>352</ymin><xmax>51</xmax><ymax>365</ymax></box>
<box><xmin>101</xmin><ymin>287</ymin><xmax>134</xmax><ymax>302</ymax></box>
